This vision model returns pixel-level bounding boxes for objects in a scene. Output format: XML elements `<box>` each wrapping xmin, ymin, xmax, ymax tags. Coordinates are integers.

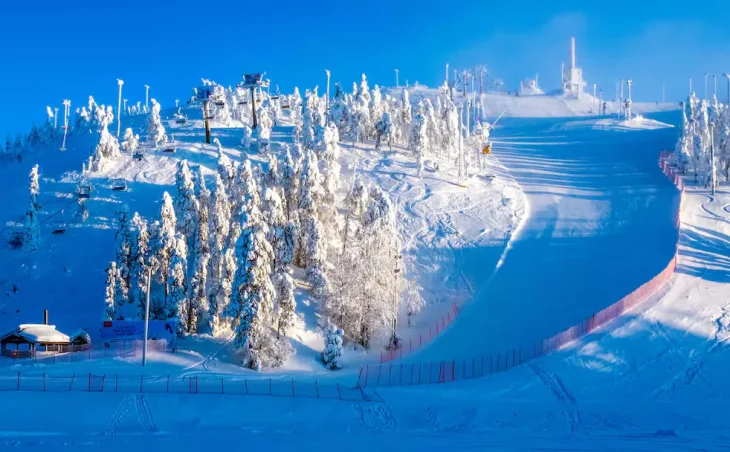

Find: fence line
<box><xmin>0</xmin><ymin>372</ymin><xmax>376</xmax><ymax>402</ymax></box>
<box><xmin>358</xmin><ymin>152</ymin><xmax>684</xmax><ymax>388</ymax></box>
<box><xmin>0</xmin><ymin>340</ymin><xmax>169</xmax><ymax>367</ymax></box>
<box><xmin>381</xmin><ymin>303</ymin><xmax>459</xmax><ymax>363</ymax></box>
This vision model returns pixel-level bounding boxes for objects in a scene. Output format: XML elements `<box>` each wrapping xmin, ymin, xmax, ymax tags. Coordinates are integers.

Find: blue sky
<box><xmin>3</xmin><ymin>0</ymin><xmax>730</xmax><ymax>140</ymax></box>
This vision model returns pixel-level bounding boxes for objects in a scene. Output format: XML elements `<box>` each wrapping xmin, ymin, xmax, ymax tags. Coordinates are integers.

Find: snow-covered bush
<box><xmin>321</xmin><ymin>324</ymin><xmax>344</xmax><ymax>370</ymax></box>
<box><xmin>147</xmin><ymin>99</ymin><xmax>167</xmax><ymax>146</ymax></box>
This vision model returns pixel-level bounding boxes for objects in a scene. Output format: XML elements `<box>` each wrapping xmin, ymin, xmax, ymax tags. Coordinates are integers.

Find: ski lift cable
<box><xmin>0</xmin><ymin>197</ymin><xmax>58</xmax><ymax>236</ymax></box>
<box><xmin>0</xmin><ymin>196</ymin><xmax>80</xmax><ymax>252</ymax></box>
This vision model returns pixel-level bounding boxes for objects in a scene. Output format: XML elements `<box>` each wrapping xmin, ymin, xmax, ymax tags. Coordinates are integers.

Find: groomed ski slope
<box><xmin>415</xmin><ymin>111</ymin><xmax>681</xmax><ymax>362</ymax></box>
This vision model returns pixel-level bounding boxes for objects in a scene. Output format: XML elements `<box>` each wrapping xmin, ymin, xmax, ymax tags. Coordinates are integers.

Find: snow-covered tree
<box><xmin>174</xmin><ymin>160</ymin><xmax>199</xmax><ymax>238</ymax></box>
<box><xmin>279</xmin><ymin>146</ymin><xmax>300</xmax><ymax>221</ymax></box>
<box><xmin>408</xmin><ymin>101</ymin><xmax>429</xmax><ymax>177</ymax></box>
<box><xmin>321</xmin><ymin>323</ymin><xmax>344</xmax><ymax>370</ymax></box>
<box><xmin>114</xmin><ymin>205</ymin><xmax>132</xmax><ymax>309</ymax></box>
<box><xmin>191</xmin><ymin>171</ymin><xmax>211</xmax><ymax>332</ymax></box>
<box><xmin>290</xmin><ymin>87</ymin><xmax>303</xmax><ymax>124</ymax></box>
<box><xmin>148</xmin><ymin>192</ymin><xmax>177</xmax><ymax>312</ymax></box>
<box><xmin>91</xmin><ymin>107</ymin><xmax>120</xmax><ymax>171</ymax></box>
<box><xmin>104</xmin><ymin>262</ymin><xmax>118</xmax><ymax>320</ymax></box>
<box><xmin>147</xmin><ymin>99</ymin><xmax>167</xmax><ymax>146</ymax></box>
<box><xmin>227</xmin><ymin>215</ymin><xmax>277</xmax><ymax>369</ymax></box>
<box><xmin>256</xmin><ymin>106</ymin><xmax>273</xmax><ymax>154</ymax></box>
<box><xmin>241</xmin><ymin>123</ymin><xmax>253</xmax><ymax>153</ymax></box>
<box><xmin>274</xmin><ymin>268</ymin><xmax>296</xmax><ymax>338</ymax></box>
<box><xmin>208</xmin><ymin>174</ymin><xmax>231</xmax><ymax>280</ymax></box>
<box><xmin>24</xmin><ymin>165</ymin><xmax>41</xmax><ymax>251</ymax></box>
<box><xmin>375</xmin><ymin>111</ymin><xmax>393</xmax><ymax>151</ymax></box>
<box><xmin>167</xmin><ymin>233</ymin><xmax>188</xmax><ymax>334</ymax></box>
<box><xmin>129</xmin><ymin>212</ymin><xmax>150</xmax><ymax>319</ymax></box>
<box><xmin>121</xmin><ymin>128</ymin><xmax>139</xmax><ymax>154</ymax></box>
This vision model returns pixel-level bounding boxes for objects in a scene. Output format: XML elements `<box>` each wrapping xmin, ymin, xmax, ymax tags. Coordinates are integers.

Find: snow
<box><xmin>4</xmin><ymin>324</ymin><xmax>70</xmax><ymax>343</ymax></box>
<box><xmin>6</xmin><ymin>87</ymin><xmax>730</xmax><ymax>449</ymax></box>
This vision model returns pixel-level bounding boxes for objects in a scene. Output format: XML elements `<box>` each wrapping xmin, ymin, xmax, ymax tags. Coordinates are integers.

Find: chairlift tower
<box><xmin>240</xmin><ymin>73</ymin><xmax>269</xmax><ymax>129</ymax></box>
<box><xmin>116</xmin><ymin>79</ymin><xmax>124</xmax><ymax>138</ymax></box>
<box><xmin>626</xmin><ymin>79</ymin><xmax>633</xmax><ymax>121</ymax></box>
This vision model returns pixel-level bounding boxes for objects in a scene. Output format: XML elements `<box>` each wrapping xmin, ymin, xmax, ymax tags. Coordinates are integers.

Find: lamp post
<box><xmin>390</xmin><ymin>253</ymin><xmax>402</xmax><ymax>349</ymax></box>
<box><xmin>395</xmin><ymin>69</ymin><xmax>399</xmax><ymax>88</ymax></box>
<box><xmin>445</xmin><ymin>63</ymin><xmax>449</xmax><ymax>84</ymax></box>
<box><xmin>144</xmin><ymin>85</ymin><xmax>150</xmax><ymax>112</ymax></box>
<box><xmin>325</xmin><ymin>69</ymin><xmax>331</xmax><ymax>124</ymax></box>
<box><xmin>143</xmin><ymin>265</ymin><xmax>154</xmax><ymax>367</ymax></box>
<box><xmin>123</xmin><ymin>99</ymin><xmax>128</xmax><ymax>115</ymax></box>
<box><xmin>714</xmin><ymin>74</ymin><xmax>718</xmax><ymax>99</ymax></box>
<box><xmin>116</xmin><ymin>79</ymin><xmax>124</xmax><ymax>137</ymax></box>
<box><xmin>60</xmin><ymin>100</ymin><xmax>70</xmax><ymax>151</ymax></box>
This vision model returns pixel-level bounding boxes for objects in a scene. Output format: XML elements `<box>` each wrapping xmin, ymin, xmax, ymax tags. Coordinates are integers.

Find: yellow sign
<box><xmin>482</xmin><ymin>145</ymin><xmax>491</xmax><ymax>155</ymax></box>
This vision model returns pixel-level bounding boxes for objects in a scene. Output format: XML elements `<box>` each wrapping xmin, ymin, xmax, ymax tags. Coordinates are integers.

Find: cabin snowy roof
<box><xmin>0</xmin><ymin>324</ymin><xmax>70</xmax><ymax>344</ymax></box>
<box><xmin>69</xmin><ymin>329</ymin><xmax>91</xmax><ymax>344</ymax></box>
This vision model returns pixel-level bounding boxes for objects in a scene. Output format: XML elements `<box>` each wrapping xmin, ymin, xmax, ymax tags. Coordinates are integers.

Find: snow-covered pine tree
<box><xmin>290</xmin><ymin>87</ymin><xmax>303</xmax><ymax>124</ymax></box>
<box><xmin>148</xmin><ymin>192</ymin><xmax>177</xmax><ymax>313</ymax></box>
<box><xmin>129</xmin><ymin>212</ymin><xmax>150</xmax><ymax>319</ymax></box>
<box><xmin>279</xmin><ymin>146</ymin><xmax>300</xmax><ymax>221</ymax></box>
<box><xmin>256</xmin><ymin>106</ymin><xmax>273</xmax><ymax>154</ymax></box>
<box><xmin>274</xmin><ymin>271</ymin><xmax>296</xmax><ymax>338</ymax></box>
<box><xmin>23</xmin><ymin>164</ymin><xmax>41</xmax><ymax>251</ymax></box>
<box><xmin>294</xmin><ymin>150</ymin><xmax>323</xmax><ymax>267</ymax></box>
<box><xmin>265</xmin><ymin>153</ymin><xmax>280</xmax><ymax>189</ymax></box>
<box><xmin>208</xmin><ymin>174</ymin><xmax>231</xmax><ymax>280</ymax></box>
<box><xmin>191</xmin><ymin>169</ymin><xmax>211</xmax><ymax>331</ymax></box>
<box><xmin>375</xmin><ymin>111</ymin><xmax>393</xmax><ymax>151</ymax></box>
<box><xmin>91</xmin><ymin>107</ymin><xmax>121</xmax><ymax>171</ymax></box>
<box><xmin>174</xmin><ymin>160</ymin><xmax>199</xmax><ymax>239</ymax></box>
<box><xmin>227</xmin><ymin>214</ymin><xmax>277</xmax><ymax>369</ymax></box>
<box><xmin>321</xmin><ymin>323</ymin><xmax>344</xmax><ymax>370</ymax></box>
<box><xmin>147</xmin><ymin>99</ymin><xmax>167</xmax><ymax>146</ymax></box>
<box><xmin>167</xmin><ymin>233</ymin><xmax>188</xmax><ymax>334</ymax></box>
<box><xmin>408</xmin><ymin>101</ymin><xmax>429</xmax><ymax>177</ymax></box>
<box><xmin>302</xmin><ymin>90</ymin><xmax>316</xmax><ymax>149</ymax></box>
<box><xmin>396</xmin><ymin>89</ymin><xmax>412</xmax><ymax>145</ymax></box>
<box><xmin>216</xmin><ymin>151</ymin><xmax>236</xmax><ymax>193</ymax></box>
<box><xmin>104</xmin><ymin>262</ymin><xmax>118</xmax><ymax>320</ymax></box>
<box><xmin>121</xmin><ymin>128</ymin><xmax>139</xmax><ymax>154</ymax></box>
<box><xmin>241</xmin><ymin>123</ymin><xmax>253</xmax><ymax>153</ymax></box>
<box><xmin>114</xmin><ymin>206</ymin><xmax>132</xmax><ymax>310</ymax></box>
<box><xmin>301</xmin><ymin>214</ymin><xmax>330</xmax><ymax>299</ymax></box>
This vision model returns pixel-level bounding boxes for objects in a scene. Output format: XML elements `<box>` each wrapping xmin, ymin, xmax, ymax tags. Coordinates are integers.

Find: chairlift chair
<box><xmin>175</xmin><ymin>115</ymin><xmax>187</xmax><ymax>124</ymax></box>
<box><xmin>162</xmin><ymin>146</ymin><xmax>177</xmax><ymax>153</ymax></box>
<box><xmin>76</xmin><ymin>183</ymin><xmax>91</xmax><ymax>199</ymax></box>
<box><xmin>52</xmin><ymin>222</ymin><xmax>67</xmax><ymax>234</ymax></box>
<box><xmin>133</xmin><ymin>149</ymin><xmax>146</xmax><ymax>161</ymax></box>
<box><xmin>111</xmin><ymin>179</ymin><xmax>128</xmax><ymax>191</ymax></box>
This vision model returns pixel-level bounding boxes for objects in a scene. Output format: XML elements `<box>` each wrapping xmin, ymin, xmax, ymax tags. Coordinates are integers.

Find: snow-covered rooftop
<box><xmin>1</xmin><ymin>324</ymin><xmax>70</xmax><ymax>344</ymax></box>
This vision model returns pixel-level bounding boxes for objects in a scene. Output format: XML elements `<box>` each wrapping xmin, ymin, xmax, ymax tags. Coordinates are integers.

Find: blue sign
<box><xmin>101</xmin><ymin>320</ymin><xmax>177</xmax><ymax>344</ymax></box>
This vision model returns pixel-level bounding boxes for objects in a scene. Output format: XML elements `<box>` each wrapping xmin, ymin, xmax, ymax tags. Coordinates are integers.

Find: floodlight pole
<box><xmin>61</xmin><ymin>100</ymin><xmax>70</xmax><ymax>151</ymax></box>
<box><xmin>123</xmin><ymin>99</ymin><xmax>128</xmax><ymax>115</ymax></box>
<box><xmin>143</xmin><ymin>266</ymin><xmax>152</xmax><ymax>367</ymax></box>
<box><xmin>592</xmin><ymin>84</ymin><xmax>597</xmax><ymax>114</ymax></box>
<box><xmin>116</xmin><ymin>79</ymin><xmax>124</xmax><ymax>138</ymax></box>
<box><xmin>325</xmin><ymin>69</ymin><xmax>331</xmax><ymax>124</ymax></box>
<box><xmin>175</xmin><ymin>99</ymin><xmax>179</xmax><ymax>108</ymax></box>
<box><xmin>144</xmin><ymin>85</ymin><xmax>150</xmax><ymax>111</ymax></box>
